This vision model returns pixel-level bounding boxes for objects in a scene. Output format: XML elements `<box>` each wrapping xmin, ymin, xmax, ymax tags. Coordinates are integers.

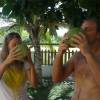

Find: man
<box><xmin>52</xmin><ymin>17</ymin><xmax>100</xmax><ymax>100</ymax></box>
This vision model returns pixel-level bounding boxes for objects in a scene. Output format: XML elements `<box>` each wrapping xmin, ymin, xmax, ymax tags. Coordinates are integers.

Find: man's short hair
<box><xmin>83</xmin><ymin>17</ymin><xmax>100</xmax><ymax>32</ymax></box>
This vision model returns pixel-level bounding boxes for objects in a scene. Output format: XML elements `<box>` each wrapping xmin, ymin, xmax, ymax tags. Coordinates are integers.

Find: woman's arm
<box><xmin>0</xmin><ymin>61</ymin><xmax>8</xmax><ymax>79</ymax></box>
<box><xmin>25</xmin><ymin>49</ymin><xmax>38</xmax><ymax>88</ymax></box>
<box><xmin>26</xmin><ymin>62</ymin><xmax>38</xmax><ymax>88</ymax></box>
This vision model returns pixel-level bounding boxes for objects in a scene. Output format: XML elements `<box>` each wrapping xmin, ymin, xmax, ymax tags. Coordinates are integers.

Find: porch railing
<box><xmin>31</xmin><ymin>49</ymin><xmax>78</xmax><ymax>65</ymax></box>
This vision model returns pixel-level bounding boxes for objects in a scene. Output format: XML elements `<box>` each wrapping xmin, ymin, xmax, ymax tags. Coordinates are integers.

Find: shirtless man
<box><xmin>52</xmin><ymin>18</ymin><xmax>100</xmax><ymax>100</ymax></box>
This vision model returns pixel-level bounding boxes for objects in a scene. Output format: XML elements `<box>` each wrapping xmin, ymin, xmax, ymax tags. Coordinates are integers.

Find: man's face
<box><xmin>81</xmin><ymin>20</ymin><xmax>98</xmax><ymax>44</ymax></box>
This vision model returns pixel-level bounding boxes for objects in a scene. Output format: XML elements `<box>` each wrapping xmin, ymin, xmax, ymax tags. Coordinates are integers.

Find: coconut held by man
<box><xmin>64</xmin><ymin>27</ymin><xmax>84</xmax><ymax>46</ymax></box>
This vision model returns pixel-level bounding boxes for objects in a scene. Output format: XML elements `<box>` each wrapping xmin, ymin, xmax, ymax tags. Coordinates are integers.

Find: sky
<box><xmin>0</xmin><ymin>18</ymin><xmax>14</xmax><ymax>28</ymax></box>
<box><xmin>56</xmin><ymin>27</ymin><xmax>68</xmax><ymax>37</ymax></box>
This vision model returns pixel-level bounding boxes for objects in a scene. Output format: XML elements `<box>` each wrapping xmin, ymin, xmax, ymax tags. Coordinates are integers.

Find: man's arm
<box><xmin>52</xmin><ymin>51</ymin><xmax>75</xmax><ymax>83</ymax></box>
<box><xmin>52</xmin><ymin>33</ymin><xmax>75</xmax><ymax>83</ymax></box>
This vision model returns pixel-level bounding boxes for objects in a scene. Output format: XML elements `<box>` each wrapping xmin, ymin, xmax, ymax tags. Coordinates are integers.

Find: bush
<box><xmin>27</xmin><ymin>78</ymin><xmax>74</xmax><ymax>100</ymax></box>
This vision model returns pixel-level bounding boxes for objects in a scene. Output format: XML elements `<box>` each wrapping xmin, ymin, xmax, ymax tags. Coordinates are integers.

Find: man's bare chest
<box><xmin>73</xmin><ymin>54</ymin><xmax>100</xmax><ymax>87</ymax></box>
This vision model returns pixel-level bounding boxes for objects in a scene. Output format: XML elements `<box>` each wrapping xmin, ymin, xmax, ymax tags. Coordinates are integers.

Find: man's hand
<box><xmin>71</xmin><ymin>33</ymin><xmax>91</xmax><ymax>56</ymax></box>
<box><xmin>58</xmin><ymin>34</ymin><xmax>69</xmax><ymax>55</ymax></box>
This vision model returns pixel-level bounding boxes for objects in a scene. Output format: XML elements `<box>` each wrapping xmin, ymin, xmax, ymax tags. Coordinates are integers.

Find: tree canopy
<box><xmin>0</xmin><ymin>0</ymin><xmax>100</xmax><ymax>28</ymax></box>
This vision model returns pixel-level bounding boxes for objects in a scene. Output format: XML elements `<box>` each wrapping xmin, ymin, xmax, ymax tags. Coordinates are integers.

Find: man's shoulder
<box><xmin>68</xmin><ymin>51</ymin><xmax>82</xmax><ymax>64</ymax></box>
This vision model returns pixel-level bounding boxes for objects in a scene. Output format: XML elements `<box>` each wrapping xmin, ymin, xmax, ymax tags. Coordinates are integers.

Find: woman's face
<box><xmin>7</xmin><ymin>35</ymin><xmax>22</xmax><ymax>50</ymax></box>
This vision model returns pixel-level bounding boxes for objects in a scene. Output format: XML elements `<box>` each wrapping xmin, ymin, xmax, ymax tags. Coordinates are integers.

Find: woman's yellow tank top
<box><xmin>2</xmin><ymin>66</ymin><xmax>26</xmax><ymax>92</ymax></box>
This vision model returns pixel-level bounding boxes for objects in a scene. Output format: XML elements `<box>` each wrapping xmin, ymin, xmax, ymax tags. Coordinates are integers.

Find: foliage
<box><xmin>79</xmin><ymin>0</ymin><xmax>100</xmax><ymax>11</ymax></box>
<box><xmin>27</xmin><ymin>77</ymin><xmax>53</xmax><ymax>100</ymax></box>
<box><xmin>41</xmin><ymin>31</ymin><xmax>61</xmax><ymax>44</ymax></box>
<box><xmin>0</xmin><ymin>25</ymin><xmax>31</xmax><ymax>44</ymax></box>
<box><xmin>27</xmin><ymin>78</ymin><xmax>74</xmax><ymax>100</ymax></box>
<box><xmin>0</xmin><ymin>0</ymin><xmax>99</xmax><ymax>32</ymax></box>
<box><xmin>0</xmin><ymin>0</ymin><xmax>62</xmax><ymax>36</ymax></box>
<box><xmin>0</xmin><ymin>27</ymin><xmax>5</xmax><ymax>35</ymax></box>
<box><xmin>60</xmin><ymin>0</ymin><xmax>84</xmax><ymax>27</ymax></box>
<box><xmin>48</xmin><ymin>81</ymin><xmax>74</xmax><ymax>100</ymax></box>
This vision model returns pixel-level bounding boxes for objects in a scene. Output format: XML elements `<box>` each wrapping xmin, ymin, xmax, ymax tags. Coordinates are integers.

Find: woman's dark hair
<box><xmin>5</xmin><ymin>32</ymin><xmax>21</xmax><ymax>44</ymax></box>
<box><xmin>0</xmin><ymin>32</ymin><xmax>23</xmax><ymax>67</ymax></box>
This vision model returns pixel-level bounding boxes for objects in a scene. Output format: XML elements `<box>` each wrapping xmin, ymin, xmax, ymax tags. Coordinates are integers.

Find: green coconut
<box><xmin>16</xmin><ymin>43</ymin><xmax>28</xmax><ymax>59</ymax></box>
<box><xmin>64</xmin><ymin>27</ymin><xmax>83</xmax><ymax>46</ymax></box>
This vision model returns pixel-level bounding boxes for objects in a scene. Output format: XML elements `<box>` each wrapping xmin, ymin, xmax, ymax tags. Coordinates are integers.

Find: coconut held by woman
<box><xmin>16</xmin><ymin>43</ymin><xmax>29</xmax><ymax>60</ymax></box>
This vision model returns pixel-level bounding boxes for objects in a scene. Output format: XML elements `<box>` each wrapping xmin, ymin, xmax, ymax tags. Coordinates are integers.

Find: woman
<box><xmin>0</xmin><ymin>32</ymin><xmax>38</xmax><ymax>100</ymax></box>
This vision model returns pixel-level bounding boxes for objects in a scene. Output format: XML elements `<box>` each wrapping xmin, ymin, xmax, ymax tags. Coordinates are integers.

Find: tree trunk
<box><xmin>25</xmin><ymin>24</ymin><xmax>42</xmax><ymax>85</ymax></box>
<box><xmin>32</xmin><ymin>35</ymin><xmax>42</xmax><ymax>85</ymax></box>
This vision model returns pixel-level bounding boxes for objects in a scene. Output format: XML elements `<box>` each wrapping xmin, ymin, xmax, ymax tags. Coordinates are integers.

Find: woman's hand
<box><xmin>4</xmin><ymin>46</ymin><xmax>23</xmax><ymax>65</ymax></box>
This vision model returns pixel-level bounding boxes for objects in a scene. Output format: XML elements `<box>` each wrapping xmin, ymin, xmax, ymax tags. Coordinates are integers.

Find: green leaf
<box><xmin>79</xmin><ymin>0</ymin><xmax>96</xmax><ymax>9</ymax></box>
<box><xmin>0</xmin><ymin>0</ymin><xmax>5</xmax><ymax>7</ymax></box>
<box><xmin>2</xmin><ymin>4</ymin><xmax>12</xmax><ymax>16</ymax></box>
